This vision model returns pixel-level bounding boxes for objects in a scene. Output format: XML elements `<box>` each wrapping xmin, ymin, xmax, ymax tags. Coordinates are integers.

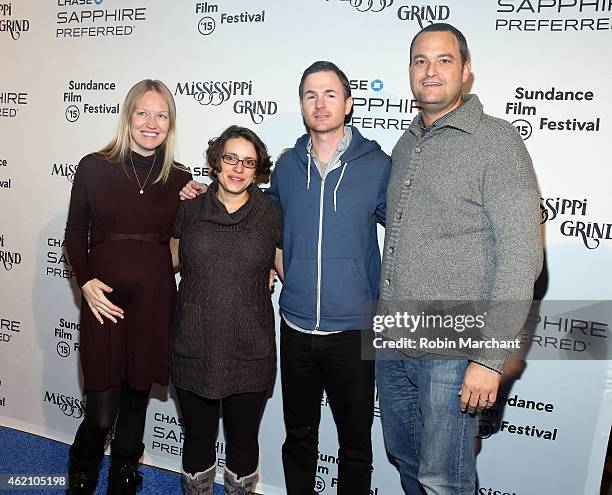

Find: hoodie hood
<box><xmin>293</xmin><ymin>126</ymin><xmax>383</xmax><ymax>166</ymax></box>
<box><xmin>293</xmin><ymin>126</ymin><xmax>383</xmax><ymax>205</ymax></box>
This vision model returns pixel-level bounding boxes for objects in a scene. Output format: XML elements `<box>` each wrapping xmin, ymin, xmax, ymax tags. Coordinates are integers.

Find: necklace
<box><xmin>130</xmin><ymin>152</ymin><xmax>156</xmax><ymax>194</ymax></box>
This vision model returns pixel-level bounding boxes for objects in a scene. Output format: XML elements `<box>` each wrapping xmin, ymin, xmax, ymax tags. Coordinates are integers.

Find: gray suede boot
<box><xmin>181</xmin><ymin>464</ymin><xmax>216</xmax><ymax>495</ymax></box>
<box><xmin>223</xmin><ymin>468</ymin><xmax>257</xmax><ymax>495</ymax></box>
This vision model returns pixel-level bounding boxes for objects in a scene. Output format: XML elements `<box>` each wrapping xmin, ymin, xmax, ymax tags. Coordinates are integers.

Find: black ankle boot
<box><xmin>106</xmin><ymin>459</ymin><xmax>143</xmax><ymax>495</ymax></box>
<box><xmin>105</xmin><ymin>441</ymin><xmax>144</xmax><ymax>495</ymax></box>
<box><xmin>66</xmin><ymin>446</ymin><xmax>101</xmax><ymax>495</ymax></box>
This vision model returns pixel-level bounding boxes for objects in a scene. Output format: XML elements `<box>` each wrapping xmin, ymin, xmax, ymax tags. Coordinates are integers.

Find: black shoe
<box><xmin>106</xmin><ymin>460</ymin><xmax>143</xmax><ymax>495</ymax></box>
<box><xmin>66</xmin><ymin>444</ymin><xmax>101</xmax><ymax>495</ymax></box>
<box><xmin>66</xmin><ymin>466</ymin><xmax>99</xmax><ymax>494</ymax></box>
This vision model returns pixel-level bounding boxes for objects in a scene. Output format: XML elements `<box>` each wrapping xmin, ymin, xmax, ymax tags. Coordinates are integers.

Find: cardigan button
<box><xmin>388</xmin><ymin>246</ymin><xmax>394</xmax><ymax>255</ymax></box>
<box><xmin>384</xmin><ymin>279</ymin><xmax>391</xmax><ymax>286</ymax></box>
<box><xmin>395</xmin><ymin>211</ymin><xmax>403</xmax><ymax>221</ymax></box>
<box><xmin>415</xmin><ymin>147</ymin><xmax>422</xmax><ymax>153</ymax></box>
<box><xmin>404</xmin><ymin>179</ymin><xmax>411</xmax><ymax>187</ymax></box>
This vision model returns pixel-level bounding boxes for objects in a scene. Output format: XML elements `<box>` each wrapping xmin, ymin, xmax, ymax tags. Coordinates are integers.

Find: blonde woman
<box><xmin>64</xmin><ymin>79</ymin><xmax>191</xmax><ymax>494</ymax></box>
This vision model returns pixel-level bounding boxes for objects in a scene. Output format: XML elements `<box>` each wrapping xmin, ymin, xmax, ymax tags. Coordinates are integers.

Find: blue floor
<box><xmin>0</xmin><ymin>426</ymin><xmax>224</xmax><ymax>494</ymax></box>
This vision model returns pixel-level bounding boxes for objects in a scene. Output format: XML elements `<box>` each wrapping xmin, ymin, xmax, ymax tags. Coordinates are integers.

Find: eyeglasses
<box><xmin>221</xmin><ymin>154</ymin><xmax>257</xmax><ymax>169</ymax></box>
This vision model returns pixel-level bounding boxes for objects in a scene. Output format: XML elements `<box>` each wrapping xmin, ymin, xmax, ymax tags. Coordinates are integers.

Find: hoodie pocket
<box><xmin>321</xmin><ymin>258</ymin><xmax>370</xmax><ymax>318</ymax></box>
<box><xmin>280</xmin><ymin>258</ymin><xmax>317</xmax><ymax>317</ymax></box>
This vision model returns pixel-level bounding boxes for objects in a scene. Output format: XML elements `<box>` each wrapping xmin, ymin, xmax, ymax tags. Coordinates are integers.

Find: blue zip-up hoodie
<box><xmin>267</xmin><ymin>126</ymin><xmax>391</xmax><ymax>331</ymax></box>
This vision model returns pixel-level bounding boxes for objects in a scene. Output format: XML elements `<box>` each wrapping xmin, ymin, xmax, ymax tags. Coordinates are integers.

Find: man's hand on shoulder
<box><xmin>459</xmin><ymin>361</ymin><xmax>501</xmax><ymax>414</ymax></box>
<box><xmin>180</xmin><ymin>180</ymin><xmax>207</xmax><ymax>200</ymax></box>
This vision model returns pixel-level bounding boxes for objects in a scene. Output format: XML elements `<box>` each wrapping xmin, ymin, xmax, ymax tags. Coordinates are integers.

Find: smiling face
<box><xmin>300</xmin><ymin>70</ymin><xmax>353</xmax><ymax>135</ymax></box>
<box><xmin>409</xmin><ymin>30</ymin><xmax>471</xmax><ymax>124</ymax></box>
<box><xmin>129</xmin><ymin>90</ymin><xmax>170</xmax><ymax>156</ymax></box>
<box><xmin>216</xmin><ymin>137</ymin><xmax>257</xmax><ymax>198</ymax></box>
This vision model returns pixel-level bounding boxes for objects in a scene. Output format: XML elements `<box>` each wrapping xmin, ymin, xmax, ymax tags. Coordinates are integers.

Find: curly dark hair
<box><xmin>206</xmin><ymin>125</ymin><xmax>272</xmax><ymax>181</ymax></box>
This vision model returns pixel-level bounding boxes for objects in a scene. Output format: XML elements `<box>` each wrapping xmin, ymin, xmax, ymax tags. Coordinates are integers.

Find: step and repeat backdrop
<box><xmin>1</xmin><ymin>1</ymin><xmax>611</xmax><ymax>494</ymax></box>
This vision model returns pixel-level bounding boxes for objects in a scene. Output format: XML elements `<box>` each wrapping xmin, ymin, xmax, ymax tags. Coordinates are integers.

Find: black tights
<box><xmin>176</xmin><ymin>387</ymin><xmax>268</xmax><ymax>478</ymax></box>
<box><xmin>71</xmin><ymin>382</ymin><xmax>150</xmax><ymax>467</ymax></box>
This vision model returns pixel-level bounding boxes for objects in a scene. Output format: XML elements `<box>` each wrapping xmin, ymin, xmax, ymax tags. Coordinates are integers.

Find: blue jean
<box><xmin>375</xmin><ymin>351</ymin><xmax>477</xmax><ymax>495</ymax></box>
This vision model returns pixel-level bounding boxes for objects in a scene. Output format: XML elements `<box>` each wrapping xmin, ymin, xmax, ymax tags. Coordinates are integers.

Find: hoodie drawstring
<box><xmin>333</xmin><ymin>163</ymin><xmax>348</xmax><ymax>212</ymax></box>
<box><xmin>306</xmin><ymin>153</ymin><xmax>312</xmax><ymax>190</ymax></box>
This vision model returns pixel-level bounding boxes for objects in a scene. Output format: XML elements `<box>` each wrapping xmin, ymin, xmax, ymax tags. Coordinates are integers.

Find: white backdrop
<box><xmin>1</xmin><ymin>1</ymin><xmax>611</xmax><ymax>494</ymax></box>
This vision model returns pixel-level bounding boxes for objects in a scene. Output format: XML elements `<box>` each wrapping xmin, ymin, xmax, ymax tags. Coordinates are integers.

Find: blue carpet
<box><xmin>0</xmin><ymin>426</ymin><xmax>224</xmax><ymax>494</ymax></box>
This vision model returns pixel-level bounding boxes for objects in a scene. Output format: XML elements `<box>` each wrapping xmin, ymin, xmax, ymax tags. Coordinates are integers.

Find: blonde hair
<box><xmin>98</xmin><ymin>79</ymin><xmax>183</xmax><ymax>183</ymax></box>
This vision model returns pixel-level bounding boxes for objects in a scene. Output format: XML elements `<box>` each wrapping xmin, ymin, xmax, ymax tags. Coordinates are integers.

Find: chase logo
<box><xmin>94</xmin><ymin>0</ymin><xmax>103</xmax><ymax>4</ymax></box>
<box><xmin>350</xmin><ymin>79</ymin><xmax>384</xmax><ymax>93</ymax></box>
<box><xmin>370</xmin><ymin>79</ymin><xmax>384</xmax><ymax>92</ymax></box>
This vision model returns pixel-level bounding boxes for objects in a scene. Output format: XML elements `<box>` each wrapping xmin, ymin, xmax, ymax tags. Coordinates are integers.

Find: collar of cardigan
<box><xmin>410</xmin><ymin>93</ymin><xmax>483</xmax><ymax>138</ymax></box>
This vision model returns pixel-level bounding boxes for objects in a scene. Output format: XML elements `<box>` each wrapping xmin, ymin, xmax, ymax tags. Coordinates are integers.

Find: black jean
<box><xmin>280</xmin><ymin>321</ymin><xmax>374</xmax><ymax>495</ymax></box>
<box><xmin>175</xmin><ymin>387</ymin><xmax>268</xmax><ymax>477</ymax></box>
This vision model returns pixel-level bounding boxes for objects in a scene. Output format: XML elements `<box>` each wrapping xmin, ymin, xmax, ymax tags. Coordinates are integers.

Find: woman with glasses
<box><xmin>171</xmin><ymin>125</ymin><xmax>282</xmax><ymax>495</ymax></box>
<box><xmin>64</xmin><ymin>79</ymin><xmax>192</xmax><ymax>494</ymax></box>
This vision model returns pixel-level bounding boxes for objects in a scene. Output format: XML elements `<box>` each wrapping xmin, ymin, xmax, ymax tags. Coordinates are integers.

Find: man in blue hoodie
<box><xmin>268</xmin><ymin>61</ymin><xmax>390</xmax><ymax>495</ymax></box>
<box><xmin>180</xmin><ymin>61</ymin><xmax>391</xmax><ymax>495</ymax></box>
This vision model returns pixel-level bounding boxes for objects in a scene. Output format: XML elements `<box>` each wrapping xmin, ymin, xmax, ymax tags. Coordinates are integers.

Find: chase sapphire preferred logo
<box><xmin>350</xmin><ymin>77</ymin><xmax>420</xmax><ymax>131</ymax></box>
<box><xmin>56</xmin><ymin>0</ymin><xmax>147</xmax><ymax>38</ymax></box>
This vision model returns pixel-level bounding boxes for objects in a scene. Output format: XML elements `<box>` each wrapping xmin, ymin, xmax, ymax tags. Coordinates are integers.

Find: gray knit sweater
<box><xmin>378</xmin><ymin>94</ymin><xmax>543</xmax><ymax>372</ymax></box>
<box><xmin>170</xmin><ymin>182</ymin><xmax>282</xmax><ymax>399</ymax></box>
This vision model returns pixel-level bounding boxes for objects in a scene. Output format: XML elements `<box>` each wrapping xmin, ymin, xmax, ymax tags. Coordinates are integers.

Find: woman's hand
<box><xmin>81</xmin><ymin>278</ymin><xmax>125</xmax><ymax>324</ymax></box>
<box><xmin>179</xmin><ymin>180</ymin><xmax>207</xmax><ymax>200</ymax></box>
<box><xmin>269</xmin><ymin>269</ymin><xmax>278</xmax><ymax>290</ymax></box>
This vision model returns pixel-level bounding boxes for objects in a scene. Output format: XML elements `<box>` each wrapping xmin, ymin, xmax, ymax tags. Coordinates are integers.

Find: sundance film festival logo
<box><xmin>0</xmin><ymin>3</ymin><xmax>30</xmax><ymax>40</ymax></box>
<box><xmin>175</xmin><ymin>80</ymin><xmax>277</xmax><ymax>125</ymax></box>
<box><xmin>314</xmin><ymin>450</ymin><xmax>382</xmax><ymax>494</ymax></box>
<box><xmin>43</xmin><ymin>391</ymin><xmax>85</xmax><ymax>419</ymax></box>
<box><xmin>63</xmin><ymin>80</ymin><xmax>119</xmax><ymax>123</ymax></box>
<box><xmin>54</xmin><ymin>317</ymin><xmax>80</xmax><ymax>358</ymax></box>
<box><xmin>540</xmin><ymin>196</ymin><xmax>612</xmax><ymax>250</ymax></box>
<box><xmin>506</xmin><ymin>86</ymin><xmax>601</xmax><ymax>141</ymax></box>
<box><xmin>56</xmin><ymin>1</ymin><xmax>147</xmax><ymax>38</ymax></box>
<box><xmin>0</xmin><ymin>234</ymin><xmax>22</xmax><ymax>271</ymax></box>
<box><xmin>194</xmin><ymin>2</ymin><xmax>266</xmax><ymax>37</ymax></box>
<box><xmin>0</xmin><ymin>156</ymin><xmax>12</xmax><ymax>190</ymax></box>
<box><xmin>496</xmin><ymin>0</ymin><xmax>612</xmax><ymax>32</ymax></box>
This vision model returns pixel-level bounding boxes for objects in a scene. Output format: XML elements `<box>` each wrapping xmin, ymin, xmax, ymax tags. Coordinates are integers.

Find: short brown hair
<box><xmin>206</xmin><ymin>125</ymin><xmax>272</xmax><ymax>181</ymax></box>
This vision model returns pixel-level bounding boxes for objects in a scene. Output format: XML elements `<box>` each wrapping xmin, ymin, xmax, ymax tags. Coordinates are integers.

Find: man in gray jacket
<box><xmin>375</xmin><ymin>23</ymin><xmax>542</xmax><ymax>495</ymax></box>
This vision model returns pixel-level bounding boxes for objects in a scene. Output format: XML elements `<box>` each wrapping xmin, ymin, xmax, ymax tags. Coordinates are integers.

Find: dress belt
<box><xmin>91</xmin><ymin>232</ymin><xmax>170</xmax><ymax>247</ymax></box>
